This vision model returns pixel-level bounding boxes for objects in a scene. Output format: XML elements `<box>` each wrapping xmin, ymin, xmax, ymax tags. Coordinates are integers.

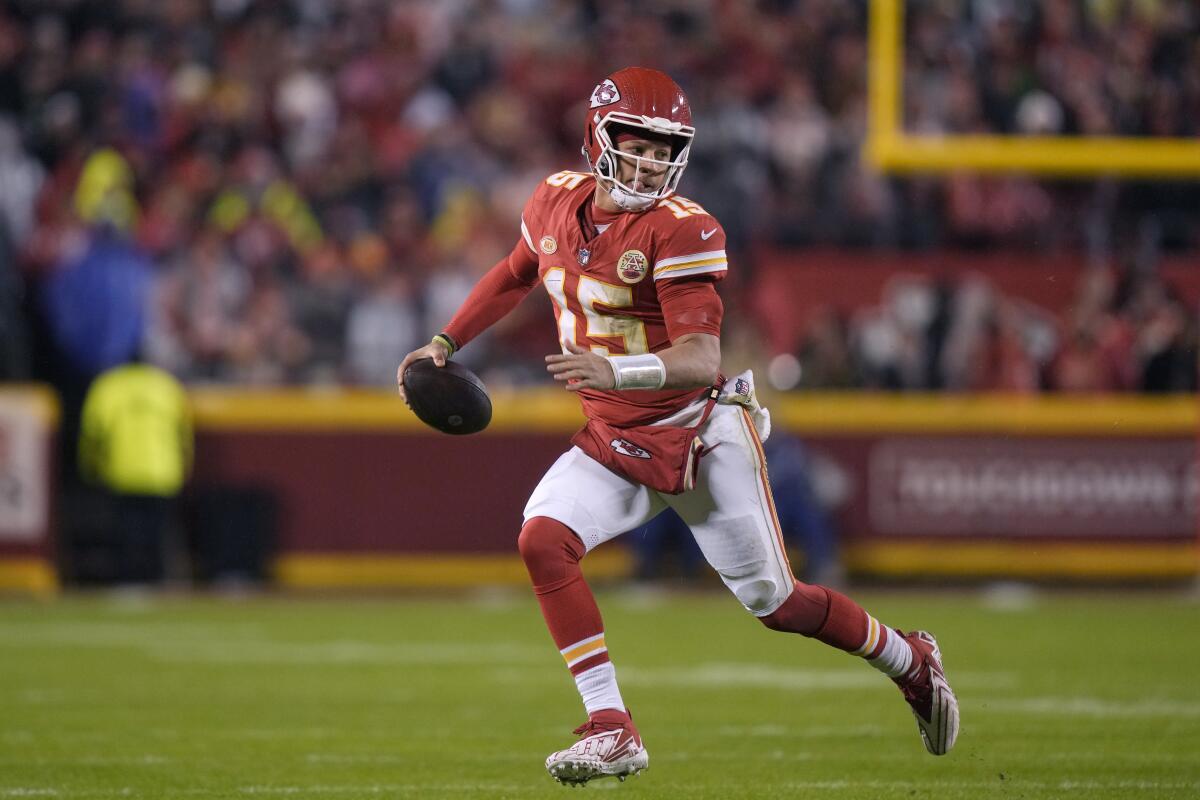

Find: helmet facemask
<box><xmin>584</xmin><ymin>111</ymin><xmax>694</xmax><ymax>212</ymax></box>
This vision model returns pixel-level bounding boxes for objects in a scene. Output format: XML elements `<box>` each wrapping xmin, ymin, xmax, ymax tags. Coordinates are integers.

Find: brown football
<box><xmin>402</xmin><ymin>358</ymin><xmax>492</xmax><ymax>435</ymax></box>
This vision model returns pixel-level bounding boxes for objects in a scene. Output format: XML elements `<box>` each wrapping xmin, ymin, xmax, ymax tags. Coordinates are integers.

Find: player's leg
<box><xmin>521</xmin><ymin>446</ymin><xmax>663</xmax><ymax>783</ymax></box>
<box><xmin>667</xmin><ymin>404</ymin><xmax>959</xmax><ymax>755</ymax></box>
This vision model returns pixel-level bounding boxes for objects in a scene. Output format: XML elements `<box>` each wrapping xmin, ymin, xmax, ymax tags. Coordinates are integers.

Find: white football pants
<box><xmin>523</xmin><ymin>373</ymin><xmax>796</xmax><ymax>616</ymax></box>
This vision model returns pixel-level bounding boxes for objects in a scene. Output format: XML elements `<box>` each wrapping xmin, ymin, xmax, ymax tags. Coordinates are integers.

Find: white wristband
<box><xmin>607</xmin><ymin>353</ymin><xmax>666</xmax><ymax>390</ymax></box>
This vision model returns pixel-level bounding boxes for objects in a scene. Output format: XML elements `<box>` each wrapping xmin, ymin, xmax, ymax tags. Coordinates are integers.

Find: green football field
<box><xmin>2</xmin><ymin>585</ymin><xmax>1198</xmax><ymax>799</ymax></box>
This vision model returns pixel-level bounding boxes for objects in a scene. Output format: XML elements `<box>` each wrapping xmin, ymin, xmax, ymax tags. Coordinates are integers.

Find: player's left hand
<box><xmin>545</xmin><ymin>341</ymin><xmax>615</xmax><ymax>392</ymax></box>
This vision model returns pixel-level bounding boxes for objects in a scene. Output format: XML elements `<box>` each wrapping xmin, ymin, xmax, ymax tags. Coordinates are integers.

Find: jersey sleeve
<box><xmin>518</xmin><ymin>210</ymin><xmax>539</xmax><ymax>261</ymax></box>
<box><xmin>652</xmin><ymin>212</ymin><xmax>728</xmax><ymax>283</ymax></box>
<box><xmin>514</xmin><ymin>183</ymin><xmax>547</xmax><ymax>274</ymax></box>
<box><xmin>658</xmin><ymin>277</ymin><xmax>724</xmax><ymax>340</ymax></box>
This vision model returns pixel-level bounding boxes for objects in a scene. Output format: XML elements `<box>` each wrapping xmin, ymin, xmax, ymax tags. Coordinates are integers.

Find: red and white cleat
<box><xmin>545</xmin><ymin>708</ymin><xmax>649</xmax><ymax>786</ymax></box>
<box><xmin>894</xmin><ymin>630</ymin><xmax>960</xmax><ymax>756</ymax></box>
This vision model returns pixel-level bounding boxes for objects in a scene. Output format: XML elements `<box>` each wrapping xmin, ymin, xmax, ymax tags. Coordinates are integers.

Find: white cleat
<box><xmin>545</xmin><ymin>708</ymin><xmax>649</xmax><ymax>786</ymax></box>
<box><xmin>893</xmin><ymin>630</ymin><xmax>960</xmax><ymax>755</ymax></box>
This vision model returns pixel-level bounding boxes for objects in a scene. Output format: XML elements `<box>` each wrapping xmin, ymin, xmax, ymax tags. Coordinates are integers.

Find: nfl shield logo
<box><xmin>577</xmin><ymin>248</ymin><xmax>591</xmax><ymax>265</ymax></box>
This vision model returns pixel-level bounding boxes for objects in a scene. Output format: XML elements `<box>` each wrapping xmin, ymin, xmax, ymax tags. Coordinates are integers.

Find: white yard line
<box><xmin>144</xmin><ymin>640</ymin><xmax>541</xmax><ymax>666</ymax></box>
<box><xmin>781</xmin><ymin>779</ymin><xmax>1200</xmax><ymax>792</ymax></box>
<box><xmin>619</xmin><ymin>663</ymin><xmax>1015</xmax><ymax>691</ymax></box>
<box><xmin>0</xmin><ymin>757</ymin><xmax>168</xmax><ymax>767</ymax></box>
<box><xmin>979</xmin><ymin>696</ymin><xmax>1200</xmax><ymax>718</ymax></box>
<box><xmin>716</xmin><ymin>723</ymin><xmax>887</xmax><ymax>738</ymax></box>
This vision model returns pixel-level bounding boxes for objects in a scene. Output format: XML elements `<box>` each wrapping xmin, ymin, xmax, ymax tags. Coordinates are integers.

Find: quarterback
<box><xmin>398</xmin><ymin>67</ymin><xmax>959</xmax><ymax>785</ymax></box>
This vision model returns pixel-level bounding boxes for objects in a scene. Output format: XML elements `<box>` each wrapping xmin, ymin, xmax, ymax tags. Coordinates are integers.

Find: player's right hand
<box><xmin>397</xmin><ymin>339</ymin><xmax>450</xmax><ymax>405</ymax></box>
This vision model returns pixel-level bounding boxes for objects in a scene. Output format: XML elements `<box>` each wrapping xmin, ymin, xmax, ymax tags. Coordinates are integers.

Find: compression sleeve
<box><xmin>658</xmin><ymin>276</ymin><xmax>724</xmax><ymax>342</ymax></box>
<box><xmin>442</xmin><ymin>239</ymin><xmax>541</xmax><ymax>350</ymax></box>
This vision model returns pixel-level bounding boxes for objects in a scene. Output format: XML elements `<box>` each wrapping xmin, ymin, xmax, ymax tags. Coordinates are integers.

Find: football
<box><xmin>402</xmin><ymin>358</ymin><xmax>492</xmax><ymax>435</ymax></box>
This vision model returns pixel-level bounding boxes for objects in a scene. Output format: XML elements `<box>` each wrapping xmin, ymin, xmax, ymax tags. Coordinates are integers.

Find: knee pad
<box><xmin>718</xmin><ymin>561</ymin><xmax>789</xmax><ymax>616</ymax></box>
<box><xmin>518</xmin><ymin>516</ymin><xmax>585</xmax><ymax>591</ymax></box>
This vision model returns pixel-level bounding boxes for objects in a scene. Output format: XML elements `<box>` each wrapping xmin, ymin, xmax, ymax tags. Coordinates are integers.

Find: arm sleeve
<box><xmin>658</xmin><ymin>276</ymin><xmax>724</xmax><ymax>342</ymax></box>
<box><xmin>442</xmin><ymin>238</ymin><xmax>541</xmax><ymax>350</ymax></box>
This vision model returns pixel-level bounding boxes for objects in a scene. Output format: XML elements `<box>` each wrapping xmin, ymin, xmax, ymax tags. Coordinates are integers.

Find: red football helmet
<box><xmin>582</xmin><ymin>67</ymin><xmax>695</xmax><ymax>211</ymax></box>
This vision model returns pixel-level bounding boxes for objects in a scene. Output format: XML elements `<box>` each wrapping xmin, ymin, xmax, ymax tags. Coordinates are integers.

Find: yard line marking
<box><xmin>0</xmin><ymin>622</ymin><xmax>264</xmax><ymax>643</ymax></box>
<box><xmin>781</xmin><ymin>780</ymin><xmax>1200</xmax><ymax>792</ymax></box>
<box><xmin>619</xmin><ymin>664</ymin><xmax>1015</xmax><ymax>691</ymax></box>
<box><xmin>303</xmin><ymin>754</ymin><xmax>406</xmax><ymax>764</ymax></box>
<box><xmin>0</xmin><ymin>756</ymin><xmax>169</xmax><ymax>767</ymax></box>
<box><xmin>980</xmin><ymin>696</ymin><xmax>1200</xmax><ymax>718</ymax></box>
<box><xmin>716</xmin><ymin>723</ymin><xmax>887</xmax><ymax>738</ymax></box>
<box><xmin>1042</xmin><ymin>751</ymin><xmax>1198</xmax><ymax>762</ymax></box>
<box><xmin>143</xmin><ymin>640</ymin><xmax>542</xmax><ymax>666</ymax></box>
<box><xmin>231</xmin><ymin>784</ymin><xmax>527</xmax><ymax>795</ymax></box>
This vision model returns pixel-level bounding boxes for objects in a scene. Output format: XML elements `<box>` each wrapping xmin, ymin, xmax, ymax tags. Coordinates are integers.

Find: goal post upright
<box><xmin>865</xmin><ymin>0</ymin><xmax>1200</xmax><ymax>178</ymax></box>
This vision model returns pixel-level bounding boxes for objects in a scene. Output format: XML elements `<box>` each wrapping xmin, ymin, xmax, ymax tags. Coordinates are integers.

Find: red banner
<box><xmin>806</xmin><ymin>436</ymin><xmax>1196</xmax><ymax>541</ymax></box>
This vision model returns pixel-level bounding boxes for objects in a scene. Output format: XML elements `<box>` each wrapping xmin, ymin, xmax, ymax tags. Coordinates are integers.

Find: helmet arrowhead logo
<box><xmin>589</xmin><ymin>79</ymin><xmax>621</xmax><ymax>109</ymax></box>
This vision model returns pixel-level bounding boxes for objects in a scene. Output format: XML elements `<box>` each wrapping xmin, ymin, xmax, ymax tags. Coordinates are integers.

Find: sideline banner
<box><xmin>868</xmin><ymin>437</ymin><xmax>1193</xmax><ymax>538</ymax></box>
<box><xmin>0</xmin><ymin>386</ymin><xmax>58</xmax><ymax>592</ymax></box>
<box><xmin>191</xmin><ymin>390</ymin><xmax>1198</xmax><ymax>584</ymax></box>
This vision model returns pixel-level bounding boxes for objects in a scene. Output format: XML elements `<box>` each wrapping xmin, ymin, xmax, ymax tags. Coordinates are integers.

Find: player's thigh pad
<box><xmin>524</xmin><ymin>446</ymin><xmax>667</xmax><ymax>552</ymax></box>
<box><xmin>666</xmin><ymin>404</ymin><xmax>795</xmax><ymax>616</ymax></box>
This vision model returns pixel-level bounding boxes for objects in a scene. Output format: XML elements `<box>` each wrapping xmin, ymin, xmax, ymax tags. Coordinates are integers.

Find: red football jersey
<box><xmin>515</xmin><ymin>171</ymin><xmax>728</xmax><ymax>426</ymax></box>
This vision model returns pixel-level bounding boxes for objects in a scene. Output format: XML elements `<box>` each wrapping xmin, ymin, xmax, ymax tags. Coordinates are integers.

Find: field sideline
<box><xmin>3</xmin><ymin>587</ymin><xmax>1198</xmax><ymax>799</ymax></box>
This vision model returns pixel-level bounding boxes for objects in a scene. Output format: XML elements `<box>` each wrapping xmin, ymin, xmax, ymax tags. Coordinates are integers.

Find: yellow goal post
<box><xmin>866</xmin><ymin>0</ymin><xmax>1200</xmax><ymax>177</ymax></box>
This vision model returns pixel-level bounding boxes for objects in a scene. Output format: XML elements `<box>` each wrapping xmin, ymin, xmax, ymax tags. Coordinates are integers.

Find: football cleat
<box><xmin>545</xmin><ymin>708</ymin><xmax>649</xmax><ymax>786</ymax></box>
<box><xmin>893</xmin><ymin>630</ymin><xmax>960</xmax><ymax>756</ymax></box>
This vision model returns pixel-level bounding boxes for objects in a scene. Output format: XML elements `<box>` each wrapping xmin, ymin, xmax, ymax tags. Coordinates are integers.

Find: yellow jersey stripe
<box><xmin>653</xmin><ymin>257</ymin><xmax>728</xmax><ymax>275</ymax></box>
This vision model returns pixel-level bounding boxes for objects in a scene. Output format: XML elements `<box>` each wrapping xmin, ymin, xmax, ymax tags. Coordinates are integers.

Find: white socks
<box><xmin>866</xmin><ymin>626</ymin><xmax>915</xmax><ymax>679</ymax></box>
<box><xmin>575</xmin><ymin>662</ymin><xmax>626</xmax><ymax>715</ymax></box>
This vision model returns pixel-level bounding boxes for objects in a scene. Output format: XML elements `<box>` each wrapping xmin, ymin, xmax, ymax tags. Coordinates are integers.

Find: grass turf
<box><xmin>2</xmin><ymin>586</ymin><xmax>1198</xmax><ymax>799</ymax></box>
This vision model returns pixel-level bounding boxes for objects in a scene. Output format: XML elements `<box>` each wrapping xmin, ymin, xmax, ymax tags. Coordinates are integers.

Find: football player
<box><xmin>397</xmin><ymin>67</ymin><xmax>959</xmax><ymax>785</ymax></box>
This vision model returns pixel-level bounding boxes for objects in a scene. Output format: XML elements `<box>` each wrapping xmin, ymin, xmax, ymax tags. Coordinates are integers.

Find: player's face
<box><xmin>613</xmin><ymin>137</ymin><xmax>672</xmax><ymax>193</ymax></box>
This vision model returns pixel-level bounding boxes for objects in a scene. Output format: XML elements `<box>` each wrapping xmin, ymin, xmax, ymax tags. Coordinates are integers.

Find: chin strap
<box><xmin>607</xmin><ymin>183</ymin><xmax>656</xmax><ymax>212</ymax></box>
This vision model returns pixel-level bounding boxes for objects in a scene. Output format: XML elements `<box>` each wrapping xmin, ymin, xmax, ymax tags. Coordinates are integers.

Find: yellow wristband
<box><xmin>432</xmin><ymin>333</ymin><xmax>457</xmax><ymax>356</ymax></box>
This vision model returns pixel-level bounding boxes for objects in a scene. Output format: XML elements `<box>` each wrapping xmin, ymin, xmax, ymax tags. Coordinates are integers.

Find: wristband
<box><xmin>432</xmin><ymin>333</ymin><xmax>458</xmax><ymax>357</ymax></box>
<box><xmin>606</xmin><ymin>353</ymin><xmax>666</xmax><ymax>390</ymax></box>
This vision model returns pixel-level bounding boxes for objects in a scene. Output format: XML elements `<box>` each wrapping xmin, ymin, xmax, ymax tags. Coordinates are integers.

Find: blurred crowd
<box><xmin>0</xmin><ymin>0</ymin><xmax>1195</xmax><ymax>391</ymax></box>
<box><xmin>902</xmin><ymin>0</ymin><xmax>1200</xmax><ymax>252</ymax></box>
<box><xmin>776</xmin><ymin>265</ymin><xmax>1197</xmax><ymax>394</ymax></box>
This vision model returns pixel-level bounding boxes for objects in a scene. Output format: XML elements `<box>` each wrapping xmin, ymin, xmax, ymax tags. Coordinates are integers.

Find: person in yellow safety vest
<box><xmin>79</xmin><ymin>361</ymin><xmax>192</xmax><ymax>585</ymax></box>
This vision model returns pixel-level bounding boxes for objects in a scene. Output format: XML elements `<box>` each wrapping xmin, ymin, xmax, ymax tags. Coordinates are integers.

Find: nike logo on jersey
<box><xmin>700</xmin><ymin>228</ymin><xmax>717</xmax><ymax>240</ymax></box>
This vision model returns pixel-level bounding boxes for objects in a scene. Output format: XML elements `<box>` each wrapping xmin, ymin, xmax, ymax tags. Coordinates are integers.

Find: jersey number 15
<box><xmin>544</xmin><ymin>267</ymin><xmax>648</xmax><ymax>356</ymax></box>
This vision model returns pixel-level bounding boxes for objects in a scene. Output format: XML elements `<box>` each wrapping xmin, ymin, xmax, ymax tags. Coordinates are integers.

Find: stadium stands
<box><xmin>1</xmin><ymin>0</ymin><xmax>1195</xmax><ymax>391</ymax></box>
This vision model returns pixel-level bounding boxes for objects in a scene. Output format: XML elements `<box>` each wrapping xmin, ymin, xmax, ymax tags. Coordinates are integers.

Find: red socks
<box><xmin>762</xmin><ymin>579</ymin><xmax>888</xmax><ymax>656</ymax></box>
<box><xmin>518</xmin><ymin>516</ymin><xmax>610</xmax><ymax>676</ymax></box>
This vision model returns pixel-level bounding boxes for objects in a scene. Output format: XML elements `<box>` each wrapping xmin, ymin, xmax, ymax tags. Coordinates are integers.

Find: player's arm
<box><xmin>397</xmin><ymin>238</ymin><xmax>539</xmax><ymax>403</ymax></box>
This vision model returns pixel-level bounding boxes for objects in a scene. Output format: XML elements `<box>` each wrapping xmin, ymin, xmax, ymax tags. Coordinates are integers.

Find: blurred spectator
<box><xmin>78</xmin><ymin>358</ymin><xmax>192</xmax><ymax>585</ymax></box>
<box><xmin>148</xmin><ymin>227</ymin><xmax>249</xmax><ymax>381</ymax></box>
<box><xmin>1126</xmin><ymin>276</ymin><xmax>1198</xmax><ymax>392</ymax></box>
<box><xmin>1047</xmin><ymin>317</ymin><xmax>1127</xmax><ymax>392</ymax></box>
<box><xmin>0</xmin><ymin>115</ymin><xmax>40</xmax><ymax>379</ymax></box>
<box><xmin>226</xmin><ymin>278</ymin><xmax>310</xmax><ymax>385</ymax></box>
<box><xmin>345</xmin><ymin>270</ymin><xmax>421</xmax><ymax>387</ymax></box>
<box><xmin>795</xmin><ymin>308</ymin><xmax>860</xmax><ymax>390</ymax></box>
<box><xmin>39</xmin><ymin>227</ymin><xmax>152</xmax><ymax>380</ymax></box>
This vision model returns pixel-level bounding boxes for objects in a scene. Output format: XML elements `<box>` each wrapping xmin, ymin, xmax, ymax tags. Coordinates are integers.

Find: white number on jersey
<box><xmin>659</xmin><ymin>196</ymin><xmax>708</xmax><ymax>219</ymax></box>
<box><xmin>544</xmin><ymin>268</ymin><xmax>648</xmax><ymax>356</ymax></box>
<box><xmin>545</xmin><ymin>171</ymin><xmax>589</xmax><ymax>190</ymax></box>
